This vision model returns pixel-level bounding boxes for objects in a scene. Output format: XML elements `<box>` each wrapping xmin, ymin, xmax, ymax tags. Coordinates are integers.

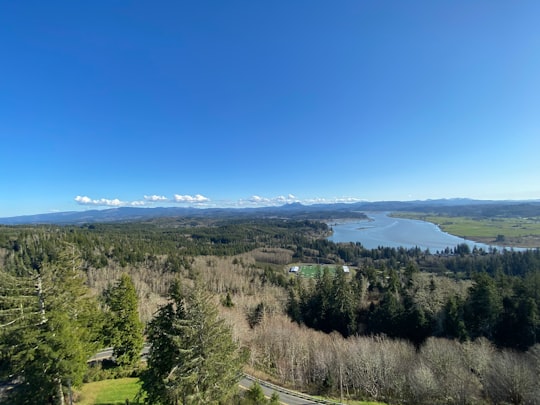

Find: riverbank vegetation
<box><xmin>1</xmin><ymin>217</ymin><xmax>540</xmax><ymax>404</ymax></box>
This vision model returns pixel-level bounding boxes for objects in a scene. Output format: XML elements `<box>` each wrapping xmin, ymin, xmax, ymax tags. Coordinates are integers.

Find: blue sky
<box><xmin>1</xmin><ymin>1</ymin><xmax>539</xmax><ymax>217</ymax></box>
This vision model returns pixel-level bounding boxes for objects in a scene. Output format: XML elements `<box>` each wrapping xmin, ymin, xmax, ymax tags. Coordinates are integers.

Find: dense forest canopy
<box><xmin>1</xmin><ymin>218</ymin><xmax>539</xmax><ymax>348</ymax></box>
<box><xmin>1</xmin><ymin>214</ymin><xmax>540</xmax><ymax>404</ymax></box>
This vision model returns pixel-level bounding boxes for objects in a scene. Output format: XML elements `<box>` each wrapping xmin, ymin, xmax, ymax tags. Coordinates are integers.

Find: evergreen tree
<box><xmin>402</xmin><ymin>296</ymin><xmax>432</xmax><ymax>346</ymax></box>
<box><xmin>310</xmin><ymin>267</ymin><xmax>333</xmax><ymax>332</ymax></box>
<box><xmin>269</xmin><ymin>392</ymin><xmax>280</xmax><ymax>405</ymax></box>
<box><xmin>465</xmin><ymin>272</ymin><xmax>502</xmax><ymax>339</ymax></box>
<box><xmin>140</xmin><ymin>283</ymin><xmax>185</xmax><ymax>405</ymax></box>
<box><xmin>141</xmin><ymin>280</ymin><xmax>242</xmax><ymax>405</ymax></box>
<box><xmin>240</xmin><ymin>382</ymin><xmax>280</xmax><ymax>405</ymax></box>
<box><xmin>329</xmin><ymin>268</ymin><xmax>357</xmax><ymax>337</ymax></box>
<box><xmin>495</xmin><ymin>296</ymin><xmax>539</xmax><ymax>350</ymax></box>
<box><xmin>442</xmin><ymin>295</ymin><xmax>468</xmax><ymax>341</ymax></box>
<box><xmin>222</xmin><ymin>291</ymin><xmax>235</xmax><ymax>308</ymax></box>
<box><xmin>103</xmin><ymin>273</ymin><xmax>144</xmax><ymax>368</ymax></box>
<box><xmin>286</xmin><ymin>288</ymin><xmax>302</xmax><ymax>324</ymax></box>
<box><xmin>1</xmin><ymin>244</ymin><xmax>100</xmax><ymax>404</ymax></box>
<box><xmin>386</xmin><ymin>268</ymin><xmax>401</xmax><ymax>293</ymax></box>
<box><xmin>368</xmin><ymin>291</ymin><xmax>404</xmax><ymax>337</ymax></box>
<box><xmin>247</xmin><ymin>302</ymin><xmax>266</xmax><ymax>329</ymax></box>
<box><xmin>243</xmin><ymin>382</ymin><xmax>266</xmax><ymax>404</ymax></box>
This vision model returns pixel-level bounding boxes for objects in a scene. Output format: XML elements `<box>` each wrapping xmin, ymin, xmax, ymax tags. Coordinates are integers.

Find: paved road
<box><xmin>239</xmin><ymin>375</ymin><xmax>324</xmax><ymax>405</ymax></box>
<box><xmin>88</xmin><ymin>346</ymin><xmax>149</xmax><ymax>362</ymax></box>
<box><xmin>88</xmin><ymin>347</ymin><xmax>114</xmax><ymax>362</ymax></box>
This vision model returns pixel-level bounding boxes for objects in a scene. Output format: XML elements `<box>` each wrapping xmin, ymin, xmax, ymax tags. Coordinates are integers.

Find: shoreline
<box><xmin>328</xmin><ymin>213</ymin><xmax>539</xmax><ymax>250</ymax></box>
<box><xmin>389</xmin><ymin>212</ymin><xmax>540</xmax><ymax>250</ymax></box>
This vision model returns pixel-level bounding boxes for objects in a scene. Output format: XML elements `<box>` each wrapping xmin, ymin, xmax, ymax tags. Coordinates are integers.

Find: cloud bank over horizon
<box><xmin>73</xmin><ymin>193</ymin><xmax>366</xmax><ymax>209</ymax></box>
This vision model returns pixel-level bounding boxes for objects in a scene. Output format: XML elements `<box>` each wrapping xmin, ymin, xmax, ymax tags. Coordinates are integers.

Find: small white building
<box><xmin>342</xmin><ymin>265</ymin><xmax>350</xmax><ymax>273</ymax></box>
<box><xmin>289</xmin><ymin>266</ymin><xmax>300</xmax><ymax>273</ymax></box>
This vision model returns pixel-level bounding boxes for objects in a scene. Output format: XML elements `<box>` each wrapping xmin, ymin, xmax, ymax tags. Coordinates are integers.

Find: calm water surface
<box><xmin>328</xmin><ymin>212</ymin><xmax>501</xmax><ymax>252</ymax></box>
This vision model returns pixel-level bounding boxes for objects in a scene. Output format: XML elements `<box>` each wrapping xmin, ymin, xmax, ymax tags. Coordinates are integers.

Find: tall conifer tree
<box><xmin>1</xmin><ymin>243</ymin><xmax>100</xmax><ymax>404</ymax></box>
<box><xmin>104</xmin><ymin>273</ymin><xmax>144</xmax><ymax>367</ymax></box>
<box><xmin>141</xmin><ymin>280</ymin><xmax>242</xmax><ymax>405</ymax></box>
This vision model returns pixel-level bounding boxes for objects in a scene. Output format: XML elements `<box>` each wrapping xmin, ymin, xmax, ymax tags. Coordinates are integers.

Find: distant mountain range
<box><xmin>1</xmin><ymin>199</ymin><xmax>539</xmax><ymax>225</ymax></box>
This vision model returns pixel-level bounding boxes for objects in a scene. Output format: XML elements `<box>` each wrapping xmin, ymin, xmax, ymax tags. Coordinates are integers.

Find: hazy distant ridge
<box><xmin>1</xmin><ymin>199</ymin><xmax>539</xmax><ymax>225</ymax></box>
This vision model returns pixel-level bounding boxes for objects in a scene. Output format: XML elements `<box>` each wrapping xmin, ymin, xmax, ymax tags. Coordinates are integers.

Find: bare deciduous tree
<box><xmin>484</xmin><ymin>350</ymin><xmax>538</xmax><ymax>405</ymax></box>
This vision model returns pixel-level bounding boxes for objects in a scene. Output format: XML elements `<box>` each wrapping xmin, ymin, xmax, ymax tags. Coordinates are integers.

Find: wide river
<box><xmin>328</xmin><ymin>212</ymin><xmax>506</xmax><ymax>252</ymax></box>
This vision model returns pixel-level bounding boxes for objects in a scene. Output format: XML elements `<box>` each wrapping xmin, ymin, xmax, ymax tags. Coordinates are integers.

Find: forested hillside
<box><xmin>1</xmin><ymin>218</ymin><xmax>540</xmax><ymax>404</ymax></box>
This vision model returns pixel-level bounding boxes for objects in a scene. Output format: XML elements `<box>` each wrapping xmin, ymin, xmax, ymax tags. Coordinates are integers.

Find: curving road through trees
<box><xmin>89</xmin><ymin>349</ymin><xmax>341</xmax><ymax>405</ymax></box>
<box><xmin>240</xmin><ymin>374</ymin><xmax>342</xmax><ymax>405</ymax></box>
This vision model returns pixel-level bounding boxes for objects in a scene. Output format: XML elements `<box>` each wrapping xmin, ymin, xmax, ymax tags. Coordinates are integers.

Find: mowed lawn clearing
<box><xmin>299</xmin><ymin>264</ymin><xmax>337</xmax><ymax>278</ymax></box>
<box><xmin>77</xmin><ymin>378</ymin><xmax>144</xmax><ymax>404</ymax></box>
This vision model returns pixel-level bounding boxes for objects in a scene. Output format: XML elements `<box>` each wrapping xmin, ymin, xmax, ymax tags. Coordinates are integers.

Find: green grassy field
<box><xmin>392</xmin><ymin>212</ymin><xmax>540</xmax><ymax>248</ymax></box>
<box><xmin>77</xmin><ymin>378</ymin><xmax>143</xmax><ymax>404</ymax></box>
<box><xmin>299</xmin><ymin>264</ymin><xmax>337</xmax><ymax>278</ymax></box>
<box><xmin>296</xmin><ymin>264</ymin><xmax>353</xmax><ymax>278</ymax></box>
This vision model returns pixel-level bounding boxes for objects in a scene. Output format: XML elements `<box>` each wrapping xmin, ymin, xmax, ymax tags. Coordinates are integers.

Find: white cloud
<box><xmin>242</xmin><ymin>194</ymin><xmax>299</xmax><ymax>207</ymax></box>
<box><xmin>74</xmin><ymin>193</ymin><xmax>364</xmax><ymax>210</ymax></box>
<box><xmin>276</xmin><ymin>194</ymin><xmax>298</xmax><ymax>202</ymax></box>
<box><xmin>335</xmin><ymin>197</ymin><xmax>365</xmax><ymax>203</ymax></box>
<box><xmin>144</xmin><ymin>195</ymin><xmax>168</xmax><ymax>202</ymax></box>
<box><xmin>249</xmin><ymin>195</ymin><xmax>269</xmax><ymax>203</ymax></box>
<box><xmin>238</xmin><ymin>195</ymin><xmax>363</xmax><ymax>207</ymax></box>
<box><xmin>74</xmin><ymin>193</ymin><xmax>211</xmax><ymax>209</ymax></box>
<box><xmin>173</xmin><ymin>194</ymin><xmax>210</xmax><ymax>203</ymax></box>
<box><xmin>130</xmin><ymin>200</ymin><xmax>147</xmax><ymax>206</ymax></box>
<box><xmin>75</xmin><ymin>196</ymin><xmax>125</xmax><ymax>207</ymax></box>
<box><xmin>302</xmin><ymin>196</ymin><xmax>365</xmax><ymax>205</ymax></box>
